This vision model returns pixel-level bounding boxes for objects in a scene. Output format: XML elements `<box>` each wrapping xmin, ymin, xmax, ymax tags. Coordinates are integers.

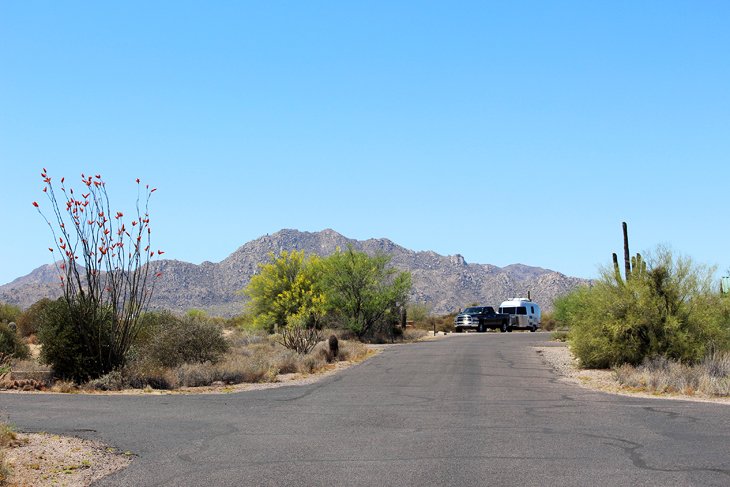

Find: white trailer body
<box><xmin>498</xmin><ymin>298</ymin><xmax>541</xmax><ymax>332</ymax></box>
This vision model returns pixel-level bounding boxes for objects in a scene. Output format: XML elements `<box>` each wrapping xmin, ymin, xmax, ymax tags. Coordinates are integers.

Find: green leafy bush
<box><xmin>142</xmin><ymin>314</ymin><xmax>229</xmax><ymax>368</ymax></box>
<box><xmin>15</xmin><ymin>298</ymin><xmax>53</xmax><ymax>337</ymax></box>
<box><xmin>320</xmin><ymin>246</ymin><xmax>411</xmax><ymax>338</ymax></box>
<box><xmin>0</xmin><ymin>322</ymin><xmax>30</xmax><ymax>360</ymax></box>
<box><xmin>557</xmin><ymin>248</ymin><xmax>730</xmax><ymax>368</ymax></box>
<box><xmin>0</xmin><ymin>303</ymin><xmax>20</xmax><ymax>325</ymax></box>
<box><xmin>37</xmin><ymin>298</ymin><xmax>115</xmax><ymax>381</ymax></box>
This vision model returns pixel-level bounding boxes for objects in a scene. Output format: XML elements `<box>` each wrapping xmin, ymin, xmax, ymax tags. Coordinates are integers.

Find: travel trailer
<box><xmin>498</xmin><ymin>298</ymin><xmax>541</xmax><ymax>332</ymax></box>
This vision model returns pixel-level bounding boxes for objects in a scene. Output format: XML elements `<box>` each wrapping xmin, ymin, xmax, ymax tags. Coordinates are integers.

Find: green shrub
<box><xmin>85</xmin><ymin>369</ymin><xmax>129</xmax><ymax>391</ymax></box>
<box><xmin>37</xmin><ymin>298</ymin><xmax>116</xmax><ymax>382</ymax></box>
<box><xmin>143</xmin><ymin>314</ymin><xmax>229</xmax><ymax>368</ymax></box>
<box><xmin>0</xmin><ymin>323</ymin><xmax>30</xmax><ymax>360</ymax></box>
<box><xmin>406</xmin><ymin>302</ymin><xmax>432</xmax><ymax>325</ymax></box>
<box><xmin>558</xmin><ymin>248</ymin><xmax>730</xmax><ymax>368</ymax></box>
<box><xmin>0</xmin><ymin>303</ymin><xmax>20</xmax><ymax>325</ymax></box>
<box><xmin>15</xmin><ymin>298</ymin><xmax>53</xmax><ymax>337</ymax></box>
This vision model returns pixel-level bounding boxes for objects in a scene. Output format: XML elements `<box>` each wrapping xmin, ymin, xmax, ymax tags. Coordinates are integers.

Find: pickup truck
<box><xmin>454</xmin><ymin>306</ymin><xmax>512</xmax><ymax>333</ymax></box>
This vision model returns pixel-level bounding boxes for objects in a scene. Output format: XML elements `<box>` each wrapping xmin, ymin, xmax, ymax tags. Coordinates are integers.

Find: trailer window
<box><xmin>531</xmin><ymin>306</ymin><xmax>534</xmax><ymax>313</ymax></box>
<box><xmin>501</xmin><ymin>307</ymin><xmax>527</xmax><ymax>315</ymax></box>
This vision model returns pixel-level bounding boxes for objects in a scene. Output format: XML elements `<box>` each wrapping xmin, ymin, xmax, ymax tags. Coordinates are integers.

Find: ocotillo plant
<box><xmin>33</xmin><ymin>170</ymin><xmax>162</xmax><ymax>379</ymax></box>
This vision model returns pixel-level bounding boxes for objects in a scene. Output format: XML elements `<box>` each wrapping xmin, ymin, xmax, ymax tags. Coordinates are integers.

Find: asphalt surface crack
<box><xmin>580</xmin><ymin>432</ymin><xmax>730</xmax><ymax>478</ymax></box>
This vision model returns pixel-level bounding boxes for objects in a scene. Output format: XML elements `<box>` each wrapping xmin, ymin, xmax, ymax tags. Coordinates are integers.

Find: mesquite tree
<box><xmin>33</xmin><ymin>170</ymin><xmax>161</xmax><ymax>380</ymax></box>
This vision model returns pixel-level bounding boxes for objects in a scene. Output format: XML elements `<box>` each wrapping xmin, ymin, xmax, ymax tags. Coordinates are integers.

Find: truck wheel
<box><xmin>500</xmin><ymin>322</ymin><xmax>507</xmax><ymax>333</ymax></box>
<box><xmin>477</xmin><ymin>323</ymin><xmax>485</xmax><ymax>333</ymax></box>
<box><xmin>530</xmin><ymin>325</ymin><xmax>537</xmax><ymax>332</ymax></box>
<box><xmin>507</xmin><ymin>326</ymin><xmax>513</xmax><ymax>332</ymax></box>
<box><xmin>455</xmin><ymin>327</ymin><xmax>463</xmax><ymax>333</ymax></box>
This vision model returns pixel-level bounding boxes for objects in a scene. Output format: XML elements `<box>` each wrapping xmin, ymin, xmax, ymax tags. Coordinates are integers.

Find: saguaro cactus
<box><xmin>613</xmin><ymin>222</ymin><xmax>644</xmax><ymax>284</ymax></box>
<box><xmin>623</xmin><ymin>222</ymin><xmax>631</xmax><ymax>280</ymax></box>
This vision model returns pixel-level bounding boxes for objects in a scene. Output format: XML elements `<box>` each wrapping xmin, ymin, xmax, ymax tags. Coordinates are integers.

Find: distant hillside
<box><xmin>0</xmin><ymin>229</ymin><xmax>588</xmax><ymax>316</ymax></box>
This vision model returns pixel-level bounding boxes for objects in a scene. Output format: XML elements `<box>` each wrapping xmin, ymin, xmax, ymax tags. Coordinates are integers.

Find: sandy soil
<box><xmin>3</xmin><ymin>433</ymin><xmax>130</xmax><ymax>487</ymax></box>
<box><xmin>534</xmin><ymin>343</ymin><xmax>730</xmax><ymax>404</ymax></box>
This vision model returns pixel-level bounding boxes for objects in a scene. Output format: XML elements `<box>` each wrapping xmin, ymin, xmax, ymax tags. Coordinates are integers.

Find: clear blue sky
<box><xmin>1</xmin><ymin>1</ymin><xmax>729</xmax><ymax>286</ymax></box>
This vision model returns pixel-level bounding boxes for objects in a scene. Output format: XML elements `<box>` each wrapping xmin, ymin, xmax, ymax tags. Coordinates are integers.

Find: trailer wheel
<box><xmin>530</xmin><ymin>325</ymin><xmax>537</xmax><ymax>332</ymax></box>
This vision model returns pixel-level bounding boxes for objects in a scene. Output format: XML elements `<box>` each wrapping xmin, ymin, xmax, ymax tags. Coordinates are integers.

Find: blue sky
<box><xmin>1</xmin><ymin>1</ymin><xmax>729</xmax><ymax>285</ymax></box>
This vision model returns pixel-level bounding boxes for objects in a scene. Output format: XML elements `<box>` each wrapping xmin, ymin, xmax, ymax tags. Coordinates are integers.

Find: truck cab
<box><xmin>498</xmin><ymin>298</ymin><xmax>541</xmax><ymax>332</ymax></box>
<box><xmin>453</xmin><ymin>306</ymin><xmax>511</xmax><ymax>333</ymax></box>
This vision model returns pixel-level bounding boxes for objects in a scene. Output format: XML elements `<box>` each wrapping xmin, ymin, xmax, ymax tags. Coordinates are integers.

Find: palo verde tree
<box><xmin>320</xmin><ymin>246</ymin><xmax>412</xmax><ymax>338</ymax></box>
<box><xmin>244</xmin><ymin>250</ymin><xmax>326</xmax><ymax>331</ymax></box>
<box><xmin>244</xmin><ymin>250</ymin><xmax>326</xmax><ymax>353</ymax></box>
<box><xmin>33</xmin><ymin>169</ymin><xmax>162</xmax><ymax>381</ymax></box>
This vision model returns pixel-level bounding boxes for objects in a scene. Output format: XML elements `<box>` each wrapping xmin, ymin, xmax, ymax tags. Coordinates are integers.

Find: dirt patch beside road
<box><xmin>3</xmin><ymin>432</ymin><xmax>130</xmax><ymax>487</ymax></box>
<box><xmin>535</xmin><ymin>343</ymin><xmax>730</xmax><ymax>404</ymax></box>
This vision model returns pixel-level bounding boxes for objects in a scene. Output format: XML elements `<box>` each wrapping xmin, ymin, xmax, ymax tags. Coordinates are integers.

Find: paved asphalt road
<box><xmin>2</xmin><ymin>333</ymin><xmax>729</xmax><ymax>486</ymax></box>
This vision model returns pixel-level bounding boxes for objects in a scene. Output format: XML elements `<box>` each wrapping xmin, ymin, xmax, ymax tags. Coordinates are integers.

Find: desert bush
<box><xmin>50</xmin><ymin>380</ymin><xmax>79</xmax><ymax>393</ymax></box>
<box><xmin>0</xmin><ymin>303</ymin><xmax>20</xmax><ymax>325</ymax></box>
<box><xmin>418</xmin><ymin>313</ymin><xmax>456</xmax><ymax>333</ymax></box>
<box><xmin>134</xmin><ymin>310</ymin><xmax>178</xmax><ymax>347</ymax></box>
<box><xmin>403</xmin><ymin>328</ymin><xmax>428</xmax><ymax>341</ymax></box>
<box><xmin>277</xmin><ymin>315</ymin><xmax>322</xmax><ymax>354</ymax></box>
<box><xmin>557</xmin><ymin>248</ymin><xmax>730</xmax><ymax>368</ymax></box>
<box><xmin>0</xmin><ymin>323</ymin><xmax>30</xmax><ymax>360</ymax></box>
<box><xmin>336</xmin><ymin>340</ymin><xmax>369</xmax><ymax>362</ymax></box>
<box><xmin>227</xmin><ymin>328</ymin><xmax>270</xmax><ymax>348</ymax></box>
<box><xmin>213</xmin><ymin>355</ymin><xmax>275</xmax><ymax>384</ymax></box>
<box><xmin>122</xmin><ymin>362</ymin><xmax>176</xmax><ymax>390</ymax></box>
<box><xmin>540</xmin><ymin>311</ymin><xmax>560</xmax><ymax>331</ymax></box>
<box><xmin>37</xmin><ymin>298</ymin><xmax>116</xmax><ymax>382</ymax></box>
<box><xmin>406</xmin><ymin>302</ymin><xmax>432</xmax><ymax>325</ymax></box>
<box><xmin>298</xmin><ymin>351</ymin><xmax>328</xmax><ymax>374</ymax></box>
<box><xmin>275</xmin><ymin>349</ymin><xmax>300</xmax><ymax>374</ymax></box>
<box><xmin>173</xmin><ymin>362</ymin><xmax>216</xmax><ymax>387</ymax></box>
<box><xmin>143</xmin><ymin>314</ymin><xmax>229</xmax><ymax>368</ymax></box>
<box><xmin>15</xmin><ymin>298</ymin><xmax>53</xmax><ymax>337</ymax></box>
<box><xmin>85</xmin><ymin>369</ymin><xmax>129</xmax><ymax>391</ymax></box>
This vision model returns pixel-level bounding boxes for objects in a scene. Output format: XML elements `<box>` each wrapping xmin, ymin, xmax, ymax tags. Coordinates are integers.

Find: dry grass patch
<box><xmin>537</xmin><ymin>344</ymin><xmax>730</xmax><ymax>402</ymax></box>
<box><xmin>615</xmin><ymin>352</ymin><xmax>730</xmax><ymax>397</ymax></box>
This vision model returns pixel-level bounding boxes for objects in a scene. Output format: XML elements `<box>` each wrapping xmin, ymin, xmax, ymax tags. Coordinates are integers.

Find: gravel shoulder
<box><xmin>535</xmin><ymin>342</ymin><xmax>730</xmax><ymax>404</ymax></box>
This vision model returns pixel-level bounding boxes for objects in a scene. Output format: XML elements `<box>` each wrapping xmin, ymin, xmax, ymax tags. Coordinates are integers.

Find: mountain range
<box><xmin>0</xmin><ymin>229</ymin><xmax>588</xmax><ymax>316</ymax></box>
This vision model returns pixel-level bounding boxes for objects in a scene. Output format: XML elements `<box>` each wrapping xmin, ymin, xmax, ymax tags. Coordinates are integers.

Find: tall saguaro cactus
<box><xmin>623</xmin><ymin>222</ymin><xmax>631</xmax><ymax>280</ymax></box>
<box><xmin>612</xmin><ymin>222</ymin><xmax>645</xmax><ymax>284</ymax></box>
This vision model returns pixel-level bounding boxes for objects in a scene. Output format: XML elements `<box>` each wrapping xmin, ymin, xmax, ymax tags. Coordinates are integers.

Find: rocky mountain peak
<box><xmin>0</xmin><ymin>229</ymin><xmax>588</xmax><ymax>316</ymax></box>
